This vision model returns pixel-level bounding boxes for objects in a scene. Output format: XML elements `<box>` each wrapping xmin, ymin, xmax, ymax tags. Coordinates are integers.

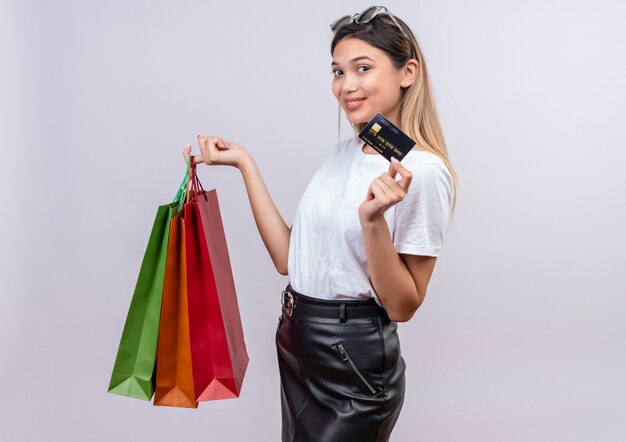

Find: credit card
<box><xmin>358</xmin><ymin>113</ymin><xmax>416</xmax><ymax>162</ymax></box>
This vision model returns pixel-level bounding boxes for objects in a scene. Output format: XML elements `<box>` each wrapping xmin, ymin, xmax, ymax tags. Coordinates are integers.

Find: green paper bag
<box><xmin>108</xmin><ymin>158</ymin><xmax>192</xmax><ymax>400</ymax></box>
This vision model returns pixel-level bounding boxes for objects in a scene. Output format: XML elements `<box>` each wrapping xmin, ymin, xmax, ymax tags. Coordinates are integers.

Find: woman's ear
<box><xmin>400</xmin><ymin>59</ymin><xmax>419</xmax><ymax>89</ymax></box>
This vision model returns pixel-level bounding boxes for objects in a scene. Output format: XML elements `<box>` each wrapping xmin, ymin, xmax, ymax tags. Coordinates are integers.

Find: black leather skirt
<box><xmin>275</xmin><ymin>283</ymin><xmax>406</xmax><ymax>442</ymax></box>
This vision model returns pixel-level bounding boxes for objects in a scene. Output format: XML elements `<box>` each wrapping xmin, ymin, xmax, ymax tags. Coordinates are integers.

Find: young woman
<box><xmin>183</xmin><ymin>5</ymin><xmax>458</xmax><ymax>441</ymax></box>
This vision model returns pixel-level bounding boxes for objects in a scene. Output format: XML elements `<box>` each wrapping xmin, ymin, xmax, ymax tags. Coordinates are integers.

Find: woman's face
<box><xmin>331</xmin><ymin>37</ymin><xmax>415</xmax><ymax>127</ymax></box>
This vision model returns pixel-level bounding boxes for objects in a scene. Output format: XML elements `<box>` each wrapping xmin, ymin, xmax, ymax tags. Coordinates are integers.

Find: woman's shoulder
<box><xmin>401</xmin><ymin>149</ymin><xmax>453</xmax><ymax>197</ymax></box>
<box><xmin>403</xmin><ymin>148</ymin><xmax>450</xmax><ymax>175</ymax></box>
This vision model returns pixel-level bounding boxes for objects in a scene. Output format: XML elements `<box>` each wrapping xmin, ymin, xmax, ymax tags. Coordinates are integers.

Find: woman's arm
<box><xmin>357</xmin><ymin>158</ymin><xmax>442</xmax><ymax>322</ymax></box>
<box><xmin>361</xmin><ymin>218</ymin><xmax>433</xmax><ymax>322</ymax></box>
<box><xmin>238</xmin><ymin>153</ymin><xmax>291</xmax><ymax>275</ymax></box>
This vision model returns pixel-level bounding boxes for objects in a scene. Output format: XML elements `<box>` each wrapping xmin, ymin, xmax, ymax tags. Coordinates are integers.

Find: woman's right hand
<box><xmin>182</xmin><ymin>134</ymin><xmax>249</xmax><ymax>169</ymax></box>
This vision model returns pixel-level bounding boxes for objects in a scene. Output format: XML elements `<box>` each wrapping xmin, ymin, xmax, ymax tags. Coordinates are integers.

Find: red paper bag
<box><xmin>184</xmin><ymin>164</ymin><xmax>249</xmax><ymax>401</ymax></box>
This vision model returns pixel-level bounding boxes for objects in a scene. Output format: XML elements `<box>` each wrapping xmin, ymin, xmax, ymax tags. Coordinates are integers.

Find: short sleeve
<box><xmin>392</xmin><ymin>163</ymin><xmax>453</xmax><ymax>257</ymax></box>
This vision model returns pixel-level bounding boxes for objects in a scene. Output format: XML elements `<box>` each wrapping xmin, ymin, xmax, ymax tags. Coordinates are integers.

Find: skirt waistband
<box><xmin>282</xmin><ymin>283</ymin><xmax>388</xmax><ymax>322</ymax></box>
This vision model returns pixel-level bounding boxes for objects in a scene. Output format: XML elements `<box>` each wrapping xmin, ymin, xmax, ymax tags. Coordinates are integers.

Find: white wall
<box><xmin>1</xmin><ymin>0</ymin><xmax>624</xmax><ymax>441</ymax></box>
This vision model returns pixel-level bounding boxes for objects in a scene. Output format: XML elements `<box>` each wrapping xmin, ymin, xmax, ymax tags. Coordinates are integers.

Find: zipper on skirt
<box><xmin>335</xmin><ymin>342</ymin><xmax>380</xmax><ymax>396</ymax></box>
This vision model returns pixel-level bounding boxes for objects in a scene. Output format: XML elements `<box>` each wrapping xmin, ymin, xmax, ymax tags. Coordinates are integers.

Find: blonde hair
<box><xmin>331</xmin><ymin>13</ymin><xmax>459</xmax><ymax>218</ymax></box>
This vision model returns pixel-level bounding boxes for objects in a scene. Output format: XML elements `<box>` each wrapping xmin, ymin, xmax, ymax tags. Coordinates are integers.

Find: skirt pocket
<box><xmin>296</xmin><ymin>318</ymin><xmax>385</xmax><ymax>400</ymax></box>
<box><xmin>332</xmin><ymin>341</ymin><xmax>382</xmax><ymax>397</ymax></box>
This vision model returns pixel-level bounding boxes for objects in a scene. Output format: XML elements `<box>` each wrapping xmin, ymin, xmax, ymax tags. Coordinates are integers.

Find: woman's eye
<box><xmin>331</xmin><ymin>66</ymin><xmax>370</xmax><ymax>76</ymax></box>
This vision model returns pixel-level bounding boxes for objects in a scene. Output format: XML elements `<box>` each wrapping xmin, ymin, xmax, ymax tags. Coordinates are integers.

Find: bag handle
<box><xmin>175</xmin><ymin>155</ymin><xmax>208</xmax><ymax>213</ymax></box>
<box><xmin>187</xmin><ymin>161</ymin><xmax>206</xmax><ymax>200</ymax></box>
<box><xmin>181</xmin><ymin>159</ymin><xmax>202</xmax><ymax>206</ymax></box>
<box><xmin>173</xmin><ymin>155</ymin><xmax>192</xmax><ymax>213</ymax></box>
<box><xmin>183</xmin><ymin>158</ymin><xmax>195</xmax><ymax>207</ymax></box>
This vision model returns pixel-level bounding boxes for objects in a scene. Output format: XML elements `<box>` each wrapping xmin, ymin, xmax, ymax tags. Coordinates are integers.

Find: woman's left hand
<box><xmin>358</xmin><ymin>158</ymin><xmax>413</xmax><ymax>224</ymax></box>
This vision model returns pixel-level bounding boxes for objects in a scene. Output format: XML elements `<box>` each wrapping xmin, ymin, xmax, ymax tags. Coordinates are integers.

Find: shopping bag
<box><xmin>108</xmin><ymin>160</ymin><xmax>191</xmax><ymax>401</ymax></box>
<box><xmin>184</xmin><ymin>164</ymin><xmax>249</xmax><ymax>401</ymax></box>
<box><xmin>153</xmin><ymin>194</ymin><xmax>198</xmax><ymax>408</ymax></box>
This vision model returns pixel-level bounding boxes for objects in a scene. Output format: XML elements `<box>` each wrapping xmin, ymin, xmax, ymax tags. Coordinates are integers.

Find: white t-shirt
<box><xmin>287</xmin><ymin>135</ymin><xmax>453</xmax><ymax>308</ymax></box>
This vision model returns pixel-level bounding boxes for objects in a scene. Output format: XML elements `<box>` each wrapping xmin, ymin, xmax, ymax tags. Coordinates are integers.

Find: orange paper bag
<box><xmin>153</xmin><ymin>211</ymin><xmax>197</xmax><ymax>408</ymax></box>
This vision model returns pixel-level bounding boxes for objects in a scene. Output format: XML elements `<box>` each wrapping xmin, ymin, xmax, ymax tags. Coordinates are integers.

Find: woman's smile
<box><xmin>345</xmin><ymin>97</ymin><xmax>366</xmax><ymax>111</ymax></box>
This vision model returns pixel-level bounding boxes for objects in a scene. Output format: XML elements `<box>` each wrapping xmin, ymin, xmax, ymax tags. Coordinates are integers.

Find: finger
<box><xmin>378</xmin><ymin>173</ymin><xmax>406</xmax><ymax>199</ymax></box>
<box><xmin>389</xmin><ymin>159</ymin><xmax>412</xmax><ymax>191</ymax></box>
<box><xmin>206</xmin><ymin>135</ymin><xmax>226</xmax><ymax>149</ymax></box>
<box><xmin>216</xmin><ymin>140</ymin><xmax>229</xmax><ymax>150</ymax></box>
<box><xmin>372</xmin><ymin>178</ymin><xmax>395</xmax><ymax>203</ymax></box>
<box><xmin>184</xmin><ymin>146</ymin><xmax>200</xmax><ymax>164</ymax></box>
<box><xmin>199</xmin><ymin>135</ymin><xmax>228</xmax><ymax>163</ymax></box>
<box><xmin>183</xmin><ymin>143</ymin><xmax>192</xmax><ymax>160</ymax></box>
<box><xmin>197</xmin><ymin>134</ymin><xmax>211</xmax><ymax>164</ymax></box>
<box><xmin>217</xmin><ymin>138</ymin><xmax>231</xmax><ymax>150</ymax></box>
<box><xmin>388</xmin><ymin>161</ymin><xmax>398</xmax><ymax>179</ymax></box>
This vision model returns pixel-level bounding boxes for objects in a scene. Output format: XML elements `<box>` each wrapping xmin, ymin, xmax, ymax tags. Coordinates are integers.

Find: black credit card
<box><xmin>358</xmin><ymin>113</ymin><xmax>416</xmax><ymax>162</ymax></box>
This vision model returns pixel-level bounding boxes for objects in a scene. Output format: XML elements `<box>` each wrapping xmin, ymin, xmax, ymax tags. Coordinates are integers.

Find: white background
<box><xmin>1</xmin><ymin>0</ymin><xmax>625</xmax><ymax>441</ymax></box>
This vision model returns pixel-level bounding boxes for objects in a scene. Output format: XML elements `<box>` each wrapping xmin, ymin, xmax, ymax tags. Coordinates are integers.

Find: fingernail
<box><xmin>391</xmin><ymin>157</ymin><xmax>399</xmax><ymax>164</ymax></box>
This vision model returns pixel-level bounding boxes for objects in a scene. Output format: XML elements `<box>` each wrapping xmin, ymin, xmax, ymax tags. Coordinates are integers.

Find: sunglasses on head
<box><xmin>330</xmin><ymin>5</ymin><xmax>410</xmax><ymax>40</ymax></box>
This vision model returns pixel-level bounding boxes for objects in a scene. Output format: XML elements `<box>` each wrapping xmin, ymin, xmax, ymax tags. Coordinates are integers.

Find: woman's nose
<box><xmin>342</xmin><ymin>77</ymin><xmax>358</xmax><ymax>94</ymax></box>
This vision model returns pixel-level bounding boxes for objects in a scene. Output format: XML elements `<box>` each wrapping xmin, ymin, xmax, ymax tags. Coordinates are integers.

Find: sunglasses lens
<box><xmin>355</xmin><ymin>6</ymin><xmax>379</xmax><ymax>23</ymax></box>
<box><xmin>330</xmin><ymin>15</ymin><xmax>352</xmax><ymax>32</ymax></box>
